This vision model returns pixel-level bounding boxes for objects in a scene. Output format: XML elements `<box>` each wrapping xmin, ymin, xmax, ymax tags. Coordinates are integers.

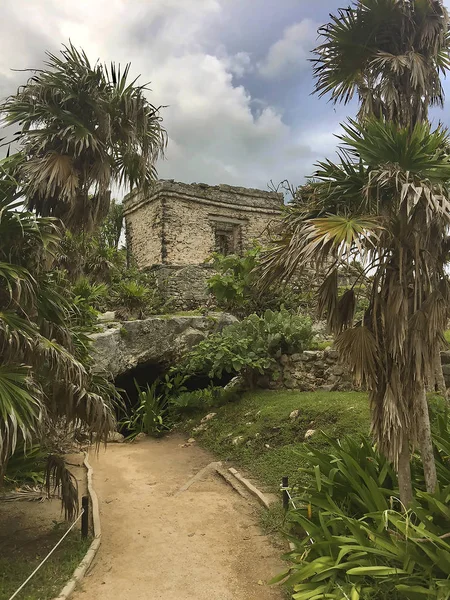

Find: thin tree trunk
<box><xmin>417</xmin><ymin>386</ymin><xmax>438</xmax><ymax>494</ymax></box>
<box><xmin>433</xmin><ymin>348</ymin><xmax>446</xmax><ymax>394</ymax></box>
<box><xmin>397</xmin><ymin>433</ymin><xmax>413</xmax><ymax>509</ymax></box>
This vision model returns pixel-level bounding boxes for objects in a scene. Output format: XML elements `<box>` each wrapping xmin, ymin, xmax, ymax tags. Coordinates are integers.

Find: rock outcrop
<box><xmin>91</xmin><ymin>313</ymin><xmax>236</xmax><ymax>377</ymax></box>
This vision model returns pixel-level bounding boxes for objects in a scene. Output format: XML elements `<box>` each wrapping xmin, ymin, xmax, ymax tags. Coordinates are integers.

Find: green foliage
<box><xmin>0</xmin><ymin>155</ymin><xmax>116</xmax><ymax>491</ymax></box>
<box><xmin>120</xmin><ymin>380</ymin><xmax>169</xmax><ymax>439</ymax></box>
<box><xmin>1</xmin><ymin>43</ymin><xmax>166</xmax><ymax>232</ymax></box>
<box><xmin>208</xmin><ymin>245</ymin><xmax>315</xmax><ymax>317</ymax></box>
<box><xmin>98</xmin><ymin>199</ymin><xmax>124</xmax><ymax>249</ymax></box>
<box><xmin>59</xmin><ymin>215</ymin><xmax>171</xmax><ymax>320</ymax></box>
<box><xmin>112</xmin><ymin>280</ymin><xmax>152</xmax><ymax>318</ymax></box>
<box><xmin>279</xmin><ymin>423</ymin><xmax>450</xmax><ymax>599</ymax></box>
<box><xmin>169</xmin><ymin>385</ymin><xmax>237</xmax><ymax>417</ymax></box>
<box><xmin>4</xmin><ymin>445</ymin><xmax>47</xmax><ymax>485</ymax></box>
<box><xmin>182</xmin><ymin>309</ymin><xmax>313</xmax><ymax>382</ymax></box>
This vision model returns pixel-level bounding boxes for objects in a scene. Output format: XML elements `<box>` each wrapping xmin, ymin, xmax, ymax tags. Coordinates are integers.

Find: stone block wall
<box><xmin>264</xmin><ymin>349</ymin><xmax>450</xmax><ymax>392</ymax></box>
<box><xmin>440</xmin><ymin>351</ymin><xmax>450</xmax><ymax>388</ymax></box>
<box><xmin>124</xmin><ymin>180</ymin><xmax>283</xmax><ymax>269</ymax></box>
<box><xmin>263</xmin><ymin>350</ymin><xmax>354</xmax><ymax>392</ymax></box>
<box><xmin>125</xmin><ymin>194</ymin><xmax>162</xmax><ymax>268</ymax></box>
<box><xmin>151</xmin><ymin>264</ymin><xmax>215</xmax><ymax>310</ymax></box>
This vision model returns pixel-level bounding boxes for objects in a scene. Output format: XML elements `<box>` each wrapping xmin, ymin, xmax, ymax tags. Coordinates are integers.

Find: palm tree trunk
<box><xmin>433</xmin><ymin>348</ymin><xmax>446</xmax><ymax>394</ymax></box>
<box><xmin>417</xmin><ymin>386</ymin><xmax>438</xmax><ymax>493</ymax></box>
<box><xmin>397</xmin><ymin>433</ymin><xmax>413</xmax><ymax>508</ymax></box>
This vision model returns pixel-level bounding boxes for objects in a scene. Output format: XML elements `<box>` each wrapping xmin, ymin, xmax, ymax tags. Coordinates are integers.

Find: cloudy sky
<box><xmin>1</xmin><ymin>0</ymin><xmax>450</xmax><ymax>192</ymax></box>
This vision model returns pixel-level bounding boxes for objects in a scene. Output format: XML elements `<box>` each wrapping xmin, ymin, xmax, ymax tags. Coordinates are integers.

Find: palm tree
<box><xmin>1</xmin><ymin>44</ymin><xmax>167</xmax><ymax>232</ymax></box>
<box><xmin>263</xmin><ymin>119</ymin><xmax>450</xmax><ymax>505</ymax></box>
<box><xmin>313</xmin><ymin>0</ymin><xmax>450</xmax><ymax>129</ymax></box>
<box><xmin>0</xmin><ymin>154</ymin><xmax>116</xmax><ymax>517</ymax></box>
<box><xmin>265</xmin><ymin>0</ymin><xmax>450</xmax><ymax>503</ymax></box>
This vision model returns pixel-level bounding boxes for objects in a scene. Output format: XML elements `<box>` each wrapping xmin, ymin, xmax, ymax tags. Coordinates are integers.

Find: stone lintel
<box><xmin>123</xmin><ymin>179</ymin><xmax>284</xmax><ymax>216</ymax></box>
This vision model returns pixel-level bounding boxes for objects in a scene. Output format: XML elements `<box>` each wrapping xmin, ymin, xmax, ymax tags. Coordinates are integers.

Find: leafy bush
<box><xmin>120</xmin><ymin>380</ymin><xmax>169</xmax><ymax>439</ymax></box>
<box><xmin>278</xmin><ymin>426</ymin><xmax>450</xmax><ymax>599</ymax></box>
<box><xmin>59</xmin><ymin>210</ymin><xmax>173</xmax><ymax>320</ymax></box>
<box><xmin>207</xmin><ymin>245</ymin><xmax>316</xmax><ymax>318</ymax></box>
<box><xmin>169</xmin><ymin>385</ymin><xmax>237</xmax><ymax>416</ymax></box>
<box><xmin>4</xmin><ymin>445</ymin><xmax>47</xmax><ymax>485</ymax></box>
<box><xmin>181</xmin><ymin>309</ymin><xmax>313</xmax><ymax>385</ymax></box>
<box><xmin>112</xmin><ymin>280</ymin><xmax>151</xmax><ymax>318</ymax></box>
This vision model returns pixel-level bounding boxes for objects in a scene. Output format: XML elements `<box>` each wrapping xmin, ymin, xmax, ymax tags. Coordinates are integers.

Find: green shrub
<box><xmin>60</xmin><ymin>215</ymin><xmax>174</xmax><ymax>320</ymax></box>
<box><xmin>207</xmin><ymin>244</ymin><xmax>315</xmax><ymax>317</ymax></box>
<box><xmin>278</xmin><ymin>427</ymin><xmax>450</xmax><ymax>599</ymax></box>
<box><xmin>169</xmin><ymin>385</ymin><xmax>237</xmax><ymax>416</ymax></box>
<box><xmin>120</xmin><ymin>380</ymin><xmax>169</xmax><ymax>439</ymax></box>
<box><xmin>181</xmin><ymin>308</ymin><xmax>313</xmax><ymax>384</ymax></box>
<box><xmin>112</xmin><ymin>280</ymin><xmax>151</xmax><ymax>318</ymax></box>
<box><xmin>4</xmin><ymin>445</ymin><xmax>47</xmax><ymax>485</ymax></box>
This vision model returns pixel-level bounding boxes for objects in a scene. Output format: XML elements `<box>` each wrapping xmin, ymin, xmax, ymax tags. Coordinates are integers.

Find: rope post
<box><xmin>282</xmin><ymin>476</ymin><xmax>289</xmax><ymax>511</ymax></box>
<box><xmin>81</xmin><ymin>496</ymin><xmax>89</xmax><ymax>539</ymax></box>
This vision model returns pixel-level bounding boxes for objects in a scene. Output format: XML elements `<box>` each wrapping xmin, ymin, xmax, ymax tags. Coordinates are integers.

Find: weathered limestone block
<box><xmin>151</xmin><ymin>264</ymin><xmax>215</xmax><ymax>310</ymax></box>
<box><xmin>91</xmin><ymin>313</ymin><xmax>237</xmax><ymax>377</ymax></box>
<box><xmin>124</xmin><ymin>180</ymin><xmax>283</xmax><ymax>268</ymax></box>
<box><xmin>271</xmin><ymin>350</ymin><xmax>354</xmax><ymax>392</ymax></box>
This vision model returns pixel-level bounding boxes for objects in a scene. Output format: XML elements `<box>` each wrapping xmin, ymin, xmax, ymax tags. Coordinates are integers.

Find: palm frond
<box><xmin>45</xmin><ymin>454</ymin><xmax>78</xmax><ymax>521</ymax></box>
<box><xmin>313</xmin><ymin>0</ymin><xmax>450</xmax><ymax>128</ymax></box>
<box><xmin>334</xmin><ymin>326</ymin><xmax>379</xmax><ymax>387</ymax></box>
<box><xmin>1</xmin><ymin>42</ymin><xmax>167</xmax><ymax>232</ymax></box>
<box><xmin>0</xmin><ymin>365</ymin><xmax>44</xmax><ymax>471</ymax></box>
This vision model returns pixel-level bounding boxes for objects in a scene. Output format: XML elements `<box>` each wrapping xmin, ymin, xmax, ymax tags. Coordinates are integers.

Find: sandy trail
<box><xmin>73</xmin><ymin>434</ymin><xmax>285</xmax><ymax>600</ymax></box>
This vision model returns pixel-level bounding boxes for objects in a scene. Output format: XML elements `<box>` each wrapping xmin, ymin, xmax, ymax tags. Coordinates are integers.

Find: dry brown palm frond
<box><xmin>408</xmin><ymin>309</ymin><xmax>431</xmax><ymax>383</ymax></box>
<box><xmin>45</xmin><ymin>454</ymin><xmax>78</xmax><ymax>521</ymax></box>
<box><xmin>334</xmin><ymin>325</ymin><xmax>379</xmax><ymax>388</ymax></box>
<box><xmin>22</xmin><ymin>152</ymin><xmax>79</xmax><ymax>201</ymax></box>
<box><xmin>370</xmin><ymin>367</ymin><xmax>412</xmax><ymax>467</ymax></box>
<box><xmin>317</xmin><ymin>269</ymin><xmax>338</xmax><ymax>325</ymax></box>
<box><xmin>335</xmin><ymin>289</ymin><xmax>356</xmax><ymax>333</ymax></box>
<box><xmin>384</xmin><ymin>282</ymin><xmax>408</xmax><ymax>361</ymax></box>
<box><xmin>1</xmin><ymin>485</ymin><xmax>47</xmax><ymax>502</ymax></box>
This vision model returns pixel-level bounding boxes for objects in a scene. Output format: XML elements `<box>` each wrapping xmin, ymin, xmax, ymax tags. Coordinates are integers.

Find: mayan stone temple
<box><xmin>123</xmin><ymin>180</ymin><xmax>284</xmax><ymax>308</ymax></box>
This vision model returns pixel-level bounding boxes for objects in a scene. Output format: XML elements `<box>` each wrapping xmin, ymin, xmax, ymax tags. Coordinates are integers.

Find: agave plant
<box><xmin>0</xmin><ymin>154</ymin><xmax>116</xmax><ymax>518</ymax></box>
<box><xmin>1</xmin><ymin>43</ymin><xmax>167</xmax><ymax>232</ymax></box>
<box><xmin>262</xmin><ymin>119</ymin><xmax>450</xmax><ymax>505</ymax></box>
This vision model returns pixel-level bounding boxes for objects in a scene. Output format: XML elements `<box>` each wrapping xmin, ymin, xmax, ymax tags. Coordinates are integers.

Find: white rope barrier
<box><xmin>8</xmin><ymin>509</ymin><xmax>85</xmax><ymax>600</ymax></box>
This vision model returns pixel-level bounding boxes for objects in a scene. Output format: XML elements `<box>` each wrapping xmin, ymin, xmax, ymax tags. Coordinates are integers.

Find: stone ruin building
<box><xmin>124</xmin><ymin>180</ymin><xmax>284</xmax><ymax>308</ymax></box>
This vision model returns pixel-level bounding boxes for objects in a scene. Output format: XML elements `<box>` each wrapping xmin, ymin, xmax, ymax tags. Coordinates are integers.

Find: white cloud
<box><xmin>0</xmin><ymin>1</ymin><xmax>332</xmax><ymax>191</ymax></box>
<box><xmin>259</xmin><ymin>19</ymin><xmax>318</xmax><ymax>80</ymax></box>
<box><xmin>225</xmin><ymin>52</ymin><xmax>254</xmax><ymax>78</ymax></box>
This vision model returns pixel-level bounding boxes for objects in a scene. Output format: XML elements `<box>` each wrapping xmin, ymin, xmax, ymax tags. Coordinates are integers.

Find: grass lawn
<box><xmin>185</xmin><ymin>389</ymin><xmax>370</xmax><ymax>492</ymax></box>
<box><xmin>0</xmin><ymin>531</ymin><xmax>90</xmax><ymax>600</ymax></box>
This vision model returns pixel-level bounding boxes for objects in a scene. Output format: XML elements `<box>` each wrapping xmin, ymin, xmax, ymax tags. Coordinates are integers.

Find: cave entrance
<box><xmin>114</xmin><ymin>361</ymin><xmax>235</xmax><ymax>434</ymax></box>
<box><xmin>115</xmin><ymin>362</ymin><xmax>166</xmax><ymax>411</ymax></box>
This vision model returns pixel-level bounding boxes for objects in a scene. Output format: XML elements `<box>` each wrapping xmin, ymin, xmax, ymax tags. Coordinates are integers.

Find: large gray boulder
<box><xmin>91</xmin><ymin>313</ymin><xmax>236</xmax><ymax>377</ymax></box>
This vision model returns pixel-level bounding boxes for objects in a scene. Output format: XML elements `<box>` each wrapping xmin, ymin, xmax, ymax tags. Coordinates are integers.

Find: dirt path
<box><xmin>73</xmin><ymin>434</ymin><xmax>285</xmax><ymax>600</ymax></box>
